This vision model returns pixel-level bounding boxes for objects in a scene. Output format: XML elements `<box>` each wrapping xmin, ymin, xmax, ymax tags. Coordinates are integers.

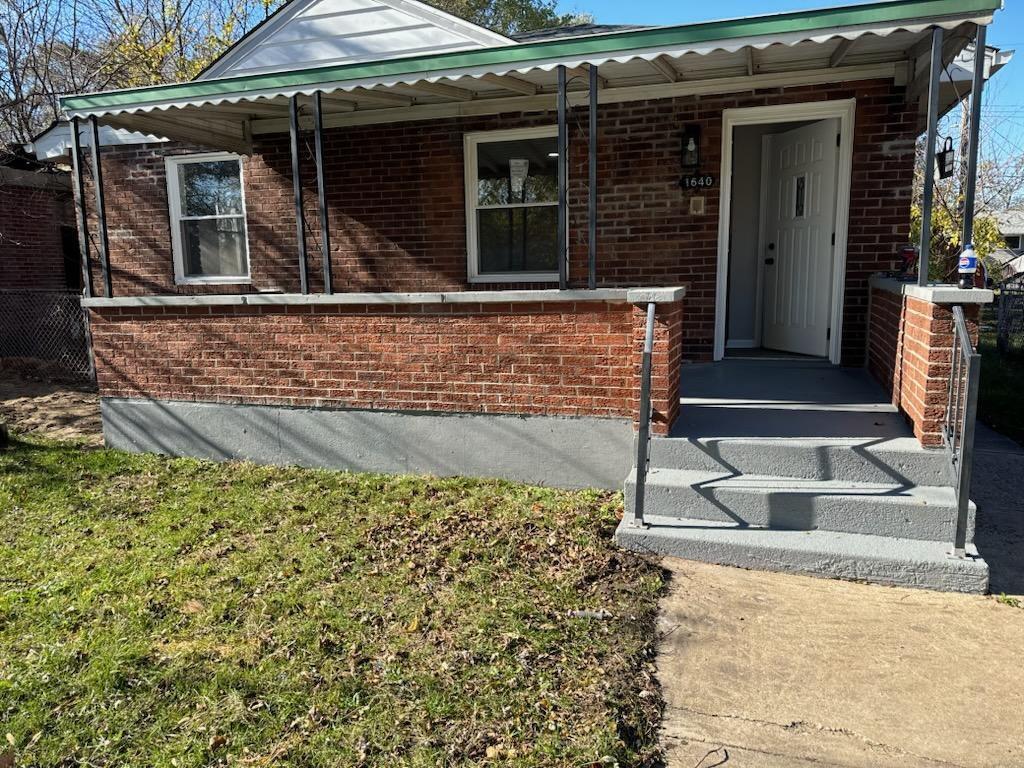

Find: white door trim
<box><xmin>714</xmin><ymin>98</ymin><xmax>856</xmax><ymax>364</ymax></box>
<box><xmin>753</xmin><ymin>132</ymin><xmax>773</xmax><ymax>349</ymax></box>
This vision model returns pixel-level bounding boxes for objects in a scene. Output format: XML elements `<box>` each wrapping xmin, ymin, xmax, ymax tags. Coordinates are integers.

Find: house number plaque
<box><xmin>680</xmin><ymin>174</ymin><xmax>715</xmax><ymax>189</ymax></box>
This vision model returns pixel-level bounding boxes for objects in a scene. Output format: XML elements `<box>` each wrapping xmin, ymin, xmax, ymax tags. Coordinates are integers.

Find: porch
<box><xmin>672</xmin><ymin>358</ymin><xmax>910</xmax><ymax>441</ymax></box>
<box><xmin>618</xmin><ymin>356</ymin><xmax>989</xmax><ymax>593</ymax></box>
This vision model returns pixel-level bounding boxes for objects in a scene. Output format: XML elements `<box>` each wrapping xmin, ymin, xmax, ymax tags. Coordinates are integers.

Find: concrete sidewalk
<box><xmin>971</xmin><ymin>423</ymin><xmax>1024</xmax><ymax>598</ymax></box>
<box><xmin>658</xmin><ymin>423</ymin><xmax>1024</xmax><ymax>768</ymax></box>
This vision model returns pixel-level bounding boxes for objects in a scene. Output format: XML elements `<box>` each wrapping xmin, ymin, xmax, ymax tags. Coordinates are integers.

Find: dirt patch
<box><xmin>0</xmin><ymin>371</ymin><xmax>101</xmax><ymax>445</ymax></box>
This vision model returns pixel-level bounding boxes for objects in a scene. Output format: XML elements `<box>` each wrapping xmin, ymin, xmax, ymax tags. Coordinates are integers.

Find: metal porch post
<box><xmin>88</xmin><ymin>117</ymin><xmax>112</xmax><ymax>297</ymax></box>
<box><xmin>68</xmin><ymin>117</ymin><xmax>94</xmax><ymax>298</ymax></box>
<box><xmin>918</xmin><ymin>26</ymin><xmax>944</xmax><ymax>287</ymax></box>
<box><xmin>962</xmin><ymin>25</ymin><xmax>987</xmax><ymax>248</ymax></box>
<box><xmin>588</xmin><ymin>64</ymin><xmax>598</xmax><ymax>290</ymax></box>
<box><xmin>289</xmin><ymin>95</ymin><xmax>310</xmax><ymax>294</ymax></box>
<box><xmin>557</xmin><ymin>64</ymin><xmax>568</xmax><ymax>290</ymax></box>
<box><xmin>313</xmin><ymin>91</ymin><xmax>333</xmax><ymax>294</ymax></box>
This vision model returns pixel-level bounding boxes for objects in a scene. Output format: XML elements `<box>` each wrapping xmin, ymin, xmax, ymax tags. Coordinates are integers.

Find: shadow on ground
<box><xmin>971</xmin><ymin>423</ymin><xmax>1024</xmax><ymax>597</ymax></box>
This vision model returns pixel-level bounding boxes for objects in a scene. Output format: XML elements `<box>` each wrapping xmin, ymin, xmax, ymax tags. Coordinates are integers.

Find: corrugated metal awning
<box><xmin>58</xmin><ymin>0</ymin><xmax>1003</xmax><ymax>150</ymax></box>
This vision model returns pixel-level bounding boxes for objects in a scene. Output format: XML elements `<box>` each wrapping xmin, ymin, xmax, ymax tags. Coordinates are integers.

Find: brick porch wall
<box><xmin>88</xmin><ymin>298</ymin><xmax>683</xmax><ymax>434</ymax></box>
<box><xmin>83</xmin><ymin>77</ymin><xmax>916</xmax><ymax>364</ymax></box>
<box><xmin>867</xmin><ymin>286</ymin><xmax>980</xmax><ymax>447</ymax></box>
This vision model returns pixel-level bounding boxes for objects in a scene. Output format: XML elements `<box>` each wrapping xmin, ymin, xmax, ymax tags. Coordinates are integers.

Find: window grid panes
<box><xmin>472</xmin><ymin>134</ymin><xmax>559</xmax><ymax>276</ymax></box>
<box><xmin>171</xmin><ymin>157</ymin><xmax>249</xmax><ymax>281</ymax></box>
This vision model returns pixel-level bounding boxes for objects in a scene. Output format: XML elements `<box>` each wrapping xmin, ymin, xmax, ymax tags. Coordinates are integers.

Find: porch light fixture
<box><xmin>681</xmin><ymin>124</ymin><xmax>701</xmax><ymax>170</ymax></box>
<box><xmin>936</xmin><ymin>136</ymin><xmax>955</xmax><ymax>179</ymax></box>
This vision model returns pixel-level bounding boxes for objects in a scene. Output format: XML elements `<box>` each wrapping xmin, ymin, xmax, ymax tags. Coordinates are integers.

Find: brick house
<box><xmin>52</xmin><ymin>0</ymin><xmax>1007</xmax><ymax>591</ymax></box>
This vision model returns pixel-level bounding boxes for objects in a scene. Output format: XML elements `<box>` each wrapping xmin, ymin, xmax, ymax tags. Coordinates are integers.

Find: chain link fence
<box><xmin>0</xmin><ymin>290</ymin><xmax>93</xmax><ymax>382</ymax></box>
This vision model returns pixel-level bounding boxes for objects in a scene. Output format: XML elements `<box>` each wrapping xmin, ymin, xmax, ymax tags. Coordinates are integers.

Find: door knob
<box><xmin>768</xmin><ymin>242</ymin><xmax>775</xmax><ymax>250</ymax></box>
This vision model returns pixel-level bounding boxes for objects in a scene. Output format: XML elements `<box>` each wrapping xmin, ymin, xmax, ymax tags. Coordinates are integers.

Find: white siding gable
<box><xmin>199</xmin><ymin>0</ymin><xmax>515</xmax><ymax>80</ymax></box>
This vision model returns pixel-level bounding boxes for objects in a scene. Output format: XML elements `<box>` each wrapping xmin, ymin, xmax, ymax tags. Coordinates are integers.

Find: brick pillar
<box><xmin>867</xmin><ymin>278</ymin><xmax>989</xmax><ymax>447</ymax></box>
<box><xmin>633</xmin><ymin>298</ymin><xmax>683</xmax><ymax>435</ymax></box>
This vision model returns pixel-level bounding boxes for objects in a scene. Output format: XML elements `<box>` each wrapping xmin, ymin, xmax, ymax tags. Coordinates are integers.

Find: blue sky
<box><xmin>553</xmin><ymin>0</ymin><xmax>1024</xmax><ymax>160</ymax></box>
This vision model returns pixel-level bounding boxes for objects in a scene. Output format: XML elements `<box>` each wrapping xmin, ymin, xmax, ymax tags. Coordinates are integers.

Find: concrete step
<box><xmin>615</xmin><ymin>515</ymin><xmax>989</xmax><ymax>594</ymax></box>
<box><xmin>647</xmin><ymin>435</ymin><xmax>948</xmax><ymax>486</ymax></box>
<box><xmin>625</xmin><ymin>468</ymin><xmax>975</xmax><ymax>544</ymax></box>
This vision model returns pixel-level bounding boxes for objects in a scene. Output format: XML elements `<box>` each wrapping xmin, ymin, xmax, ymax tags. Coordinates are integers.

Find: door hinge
<box><xmin>827</xmin><ymin>327</ymin><xmax>831</xmax><ymax>341</ymax></box>
<box><xmin>836</xmin><ymin>133</ymin><xmax>841</xmax><ymax>147</ymax></box>
<box><xmin>831</xmin><ymin>232</ymin><xmax>836</xmax><ymax>246</ymax></box>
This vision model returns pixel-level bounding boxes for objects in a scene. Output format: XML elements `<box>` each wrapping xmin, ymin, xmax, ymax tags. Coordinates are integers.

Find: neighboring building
<box><xmin>995</xmin><ymin>210</ymin><xmax>1024</xmax><ymax>254</ymax></box>
<box><xmin>989</xmin><ymin>213</ymin><xmax>1024</xmax><ymax>285</ymax></box>
<box><xmin>0</xmin><ymin>153</ymin><xmax>90</xmax><ymax>378</ymax></box>
<box><xmin>0</xmin><ymin>155</ymin><xmax>77</xmax><ymax>292</ymax></box>
<box><xmin>48</xmin><ymin>0</ymin><xmax>1006</xmax><ymax>592</ymax></box>
<box><xmin>992</xmin><ymin>210</ymin><xmax>1024</xmax><ymax>282</ymax></box>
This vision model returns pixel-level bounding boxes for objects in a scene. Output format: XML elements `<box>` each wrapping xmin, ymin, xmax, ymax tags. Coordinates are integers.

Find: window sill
<box><xmin>468</xmin><ymin>273</ymin><xmax>560</xmax><ymax>284</ymax></box>
<box><xmin>175</xmin><ymin>277</ymin><xmax>252</xmax><ymax>286</ymax></box>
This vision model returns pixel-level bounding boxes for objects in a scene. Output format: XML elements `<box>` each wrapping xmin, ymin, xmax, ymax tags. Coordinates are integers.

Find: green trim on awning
<box><xmin>61</xmin><ymin>0</ymin><xmax>999</xmax><ymax>113</ymax></box>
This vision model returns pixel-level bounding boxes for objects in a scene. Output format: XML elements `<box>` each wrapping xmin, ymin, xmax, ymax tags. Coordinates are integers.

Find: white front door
<box><xmin>761</xmin><ymin>119</ymin><xmax>839</xmax><ymax>357</ymax></box>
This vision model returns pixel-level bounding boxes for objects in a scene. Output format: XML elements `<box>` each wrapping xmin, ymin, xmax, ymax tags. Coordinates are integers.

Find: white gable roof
<box><xmin>199</xmin><ymin>0</ymin><xmax>515</xmax><ymax>80</ymax></box>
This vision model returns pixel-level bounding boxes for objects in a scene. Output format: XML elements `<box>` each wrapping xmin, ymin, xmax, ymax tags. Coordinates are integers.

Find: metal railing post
<box><xmin>68</xmin><ymin>117</ymin><xmax>94</xmax><ymax>298</ymax></box>
<box><xmin>313</xmin><ymin>91</ymin><xmax>333</xmax><ymax>294</ymax></box>
<box><xmin>88</xmin><ymin>117</ymin><xmax>112</xmax><ymax>298</ymax></box>
<box><xmin>962</xmin><ymin>26</ymin><xmax>987</xmax><ymax>248</ymax></box>
<box><xmin>556</xmin><ymin>64</ymin><xmax>568</xmax><ymax>290</ymax></box>
<box><xmin>945</xmin><ymin>305</ymin><xmax>981</xmax><ymax>558</ymax></box>
<box><xmin>919</xmin><ymin>27</ymin><xmax>944</xmax><ymax>287</ymax></box>
<box><xmin>588</xmin><ymin>64</ymin><xmax>598</xmax><ymax>290</ymax></box>
<box><xmin>631</xmin><ymin>301</ymin><xmax>656</xmax><ymax>528</ymax></box>
<box><xmin>289</xmin><ymin>95</ymin><xmax>310</xmax><ymax>294</ymax></box>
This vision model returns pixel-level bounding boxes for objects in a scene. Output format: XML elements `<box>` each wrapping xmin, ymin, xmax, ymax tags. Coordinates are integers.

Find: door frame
<box><xmin>714</xmin><ymin>99</ymin><xmax>856</xmax><ymax>364</ymax></box>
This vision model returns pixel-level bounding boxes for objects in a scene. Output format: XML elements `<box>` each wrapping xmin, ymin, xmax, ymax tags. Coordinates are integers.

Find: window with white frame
<box><xmin>166</xmin><ymin>153</ymin><xmax>250</xmax><ymax>283</ymax></box>
<box><xmin>464</xmin><ymin>127</ymin><xmax>560</xmax><ymax>282</ymax></box>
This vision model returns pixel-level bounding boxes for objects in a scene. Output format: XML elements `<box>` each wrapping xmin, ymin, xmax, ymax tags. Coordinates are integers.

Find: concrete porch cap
<box><xmin>869</xmin><ymin>274</ymin><xmax>993</xmax><ymax>305</ymax></box>
<box><xmin>81</xmin><ymin>286</ymin><xmax>686</xmax><ymax>309</ymax></box>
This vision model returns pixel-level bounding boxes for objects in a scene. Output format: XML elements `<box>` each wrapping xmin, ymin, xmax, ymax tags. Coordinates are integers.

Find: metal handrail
<box><xmin>630</xmin><ymin>302</ymin><xmax>656</xmax><ymax>528</ymax></box>
<box><xmin>943</xmin><ymin>305</ymin><xmax>981</xmax><ymax>558</ymax></box>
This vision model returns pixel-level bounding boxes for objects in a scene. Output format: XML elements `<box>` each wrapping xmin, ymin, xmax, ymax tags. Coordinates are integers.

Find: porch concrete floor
<box><xmin>658</xmin><ymin>422</ymin><xmax>1024</xmax><ymax>768</ymax></box>
<box><xmin>674</xmin><ymin>359</ymin><xmax>913</xmax><ymax>439</ymax></box>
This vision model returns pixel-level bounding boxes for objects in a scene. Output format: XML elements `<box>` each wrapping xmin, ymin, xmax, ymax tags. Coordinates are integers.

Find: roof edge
<box><xmin>61</xmin><ymin>0</ymin><xmax>1002</xmax><ymax>113</ymax></box>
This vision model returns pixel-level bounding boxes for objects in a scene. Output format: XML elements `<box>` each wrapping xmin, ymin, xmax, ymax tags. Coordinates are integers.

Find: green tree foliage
<box><xmin>436</xmin><ymin>0</ymin><xmax>586</xmax><ymax>35</ymax></box>
<box><xmin>910</xmin><ymin>203</ymin><xmax>1003</xmax><ymax>282</ymax></box>
<box><xmin>912</xmin><ymin>91</ymin><xmax>1024</xmax><ymax>283</ymax></box>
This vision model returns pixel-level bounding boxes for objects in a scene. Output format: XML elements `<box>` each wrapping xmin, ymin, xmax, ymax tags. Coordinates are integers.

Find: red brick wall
<box><xmin>644</xmin><ymin>300</ymin><xmax>683</xmax><ymax>432</ymax></box>
<box><xmin>89</xmin><ymin>298</ymin><xmax>684</xmax><ymax>433</ymax></box>
<box><xmin>867</xmin><ymin>287</ymin><xmax>980</xmax><ymax>447</ymax></box>
<box><xmin>0</xmin><ymin>180</ymin><xmax>73</xmax><ymax>291</ymax></box>
<box><xmin>85</xmin><ymin>78</ymin><xmax>915</xmax><ymax>363</ymax></box>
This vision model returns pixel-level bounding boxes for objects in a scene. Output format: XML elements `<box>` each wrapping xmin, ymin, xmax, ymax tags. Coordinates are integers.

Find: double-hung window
<box><xmin>166</xmin><ymin>153</ymin><xmax>250</xmax><ymax>284</ymax></box>
<box><xmin>464</xmin><ymin>127</ymin><xmax>560</xmax><ymax>282</ymax></box>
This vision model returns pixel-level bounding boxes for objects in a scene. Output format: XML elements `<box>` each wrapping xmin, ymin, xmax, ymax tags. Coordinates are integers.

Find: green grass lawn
<box><xmin>978</xmin><ymin>332</ymin><xmax>1024</xmax><ymax>446</ymax></box>
<box><xmin>0</xmin><ymin>438</ymin><xmax>664</xmax><ymax>767</ymax></box>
